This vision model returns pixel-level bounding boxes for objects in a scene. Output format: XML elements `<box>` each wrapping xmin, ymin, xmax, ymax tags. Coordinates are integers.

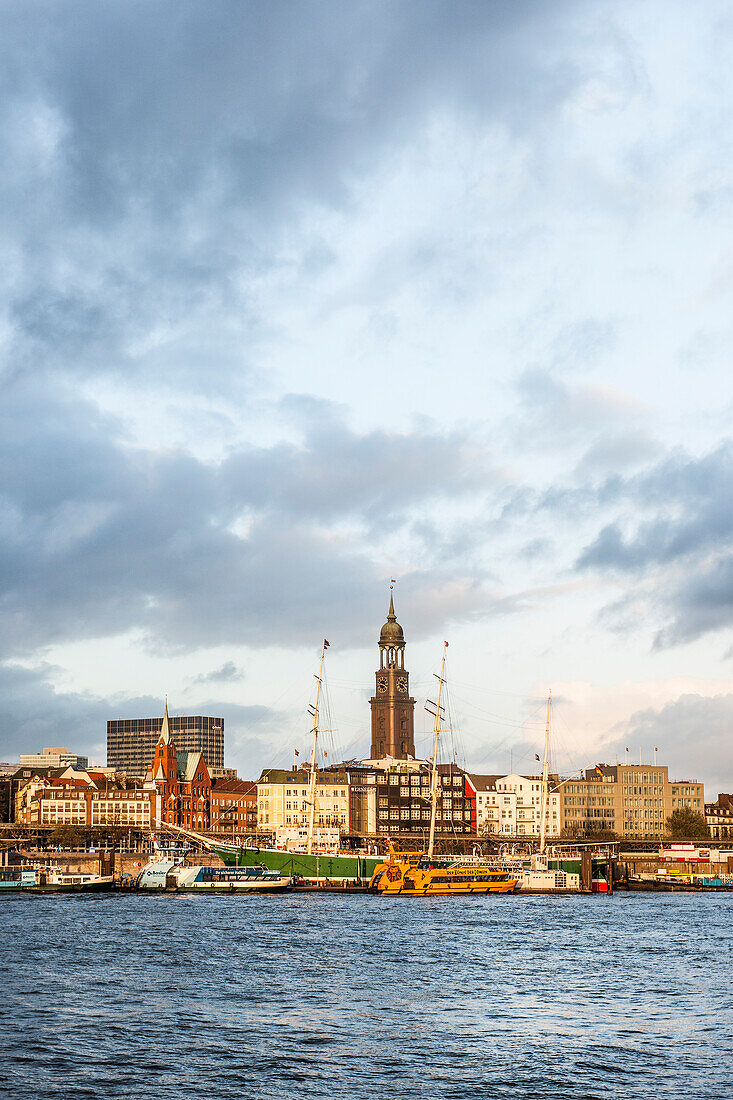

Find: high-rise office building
<box><xmin>107</xmin><ymin>713</ymin><xmax>224</xmax><ymax>775</ymax></box>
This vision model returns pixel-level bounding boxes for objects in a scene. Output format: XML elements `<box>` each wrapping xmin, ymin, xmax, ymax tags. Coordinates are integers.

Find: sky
<box><xmin>1</xmin><ymin>0</ymin><xmax>732</xmax><ymax>793</ymax></box>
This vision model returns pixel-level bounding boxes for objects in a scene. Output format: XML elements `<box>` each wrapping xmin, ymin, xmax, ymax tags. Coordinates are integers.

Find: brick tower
<box><xmin>370</xmin><ymin>585</ymin><xmax>416</xmax><ymax>759</ymax></box>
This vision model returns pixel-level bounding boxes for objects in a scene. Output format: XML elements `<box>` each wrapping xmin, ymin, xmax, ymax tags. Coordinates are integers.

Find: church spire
<box><xmin>387</xmin><ymin>578</ymin><xmax>396</xmax><ymax>621</ymax></box>
<box><xmin>159</xmin><ymin>698</ymin><xmax>170</xmax><ymax>744</ymax></box>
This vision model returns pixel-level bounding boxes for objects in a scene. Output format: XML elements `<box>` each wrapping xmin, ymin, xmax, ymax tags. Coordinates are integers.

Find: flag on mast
<box><xmin>324</xmin><ymin>639</ymin><xmax>330</xmax><ymax>648</ymax></box>
<box><xmin>535</xmin><ymin>754</ymin><xmax>540</xmax><ymax>761</ymax></box>
<box><xmin>294</xmin><ymin>748</ymin><xmax>299</xmax><ymax>757</ymax></box>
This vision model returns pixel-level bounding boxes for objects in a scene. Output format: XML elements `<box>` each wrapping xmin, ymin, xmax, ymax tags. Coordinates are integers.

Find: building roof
<box><xmin>258</xmin><ymin>768</ymin><xmax>348</xmax><ymax>785</ymax></box>
<box><xmin>466</xmin><ymin>773</ymin><xmax>502</xmax><ymax>791</ymax></box>
<box><xmin>379</xmin><ymin>589</ymin><xmax>404</xmax><ymax>646</ymax></box>
<box><xmin>211</xmin><ymin>778</ymin><xmax>257</xmax><ymax>795</ymax></box>
<box><xmin>176</xmin><ymin>750</ymin><xmax>209</xmax><ymax>782</ymax></box>
<box><xmin>10</xmin><ymin>765</ymin><xmax>66</xmax><ymax>781</ymax></box>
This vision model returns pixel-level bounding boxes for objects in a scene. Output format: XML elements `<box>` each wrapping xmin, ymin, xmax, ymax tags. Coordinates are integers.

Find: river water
<box><xmin>2</xmin><ymin>891</ymin><xmax>731</xmax><ymax>1099</ymax></box>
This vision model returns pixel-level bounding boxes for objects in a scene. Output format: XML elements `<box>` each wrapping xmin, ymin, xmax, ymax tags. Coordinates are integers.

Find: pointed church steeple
<box><xmin>159</xmin><ymin>698</ymin><xmax>171</xmax><ymax>745</ymax></box>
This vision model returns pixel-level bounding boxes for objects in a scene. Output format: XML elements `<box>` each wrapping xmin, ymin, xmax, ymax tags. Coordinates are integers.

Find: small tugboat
<box><xmin>0</xmin><ymin>865</ymin><xmax>116</xmax><ymax>892</ymax></box>
<box><xmin>135</xmin><ymin>858</ymin><xmax>290</xmax><ymax>892</ymax></box>
<box><xmin>369</xmin><ymin>643</ymin><xmax>518</xmax><ymax>898</ymax></box>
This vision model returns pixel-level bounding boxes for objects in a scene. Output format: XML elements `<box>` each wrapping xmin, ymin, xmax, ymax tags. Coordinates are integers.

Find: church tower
<box><xmin>370</xmin><ymin>585</ymin><xmax>416</xmax><ymax>759</ymax></box>
<box><xmin>152</xmin><ymin>701</ymin><xmax>180</xmax><ymax>825</ymax></box>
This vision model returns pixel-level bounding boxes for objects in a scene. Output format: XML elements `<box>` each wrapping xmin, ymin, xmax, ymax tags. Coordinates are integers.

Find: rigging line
<box><xmin>450</xmin><ymin>695</ymin><xmax>548</xmax><ymax>732</ymax></box>
<box><xmin>447</xmin><ymin>677</ymin><xmax>550</xmax><ymax>700</ymax></box>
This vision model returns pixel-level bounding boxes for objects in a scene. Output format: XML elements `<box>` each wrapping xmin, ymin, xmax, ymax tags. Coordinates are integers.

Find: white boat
<box><xmin>0</xmin><ymin>865</ymin><xmax>116</xmax><ymax>892</ymax></box>
<box><xmin>135</xmin><ymin>858</ymin><xmax>290</xmax><ymax>892</ymax></box>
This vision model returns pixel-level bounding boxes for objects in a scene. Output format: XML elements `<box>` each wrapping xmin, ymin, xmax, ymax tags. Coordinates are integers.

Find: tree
<box><xmin>49</xmin><ymin>824</ymin><xmax>84</xmax><ymax>848</ymax></box>
<box><xmin>665</xmin><ymin>807</ymin><xmax>710</xmax><ymax>840</ymax></box>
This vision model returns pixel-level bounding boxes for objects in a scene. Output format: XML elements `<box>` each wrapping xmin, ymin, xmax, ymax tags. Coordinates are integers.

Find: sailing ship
<box><xmin>369</xmin><ymin>643</ymin><xmax>518</xmax><ymax>896</ymax></box>
<box><xmin>509</xmin><ymin>691</ymin><xmax>579</xmax><ymax>893</ymax></box>
<box><xmin>165</xmin><ymin>641</ymin><xmax>380</xmax><ymax>882</ymax></box>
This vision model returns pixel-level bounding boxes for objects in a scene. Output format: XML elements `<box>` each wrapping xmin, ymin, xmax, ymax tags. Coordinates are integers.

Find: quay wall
<box><xmin>14</xmin><ymin>850</ymin><xmax>226</xmax><ymax>876</ymax></box>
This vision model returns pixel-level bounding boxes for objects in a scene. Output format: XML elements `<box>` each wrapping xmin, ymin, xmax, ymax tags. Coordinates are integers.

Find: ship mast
<box><xmin>539</xmin><ymin>689</ymin><xmax>551</xmax><ymax>856</ymax></box>
<box><xmin>426</xmin><ymin>642</ymin><xmax>448</xmax><ymax>861</ymax></box>
<box><xmin>306</xmin><ymin>640</ymin><xmax>327</xmax><ymax>856</ymax></box>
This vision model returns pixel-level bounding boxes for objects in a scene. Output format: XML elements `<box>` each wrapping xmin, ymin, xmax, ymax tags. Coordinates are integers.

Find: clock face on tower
<box><xmin>397</xmin><ymin>676</ymin><xmax>408</xmax><ymax>692</ymax></box>
<box><xmin>377</xmin><ymin>677</ymin><xmax>388</xmax><ymax>693</ymax></box>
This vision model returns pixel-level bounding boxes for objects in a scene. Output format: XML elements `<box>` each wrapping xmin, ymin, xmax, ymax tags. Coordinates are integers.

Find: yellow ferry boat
<box><xmin>369</xmin><ymin>849</ymin><xmax>517</xmax><ymax>896</ymax></box>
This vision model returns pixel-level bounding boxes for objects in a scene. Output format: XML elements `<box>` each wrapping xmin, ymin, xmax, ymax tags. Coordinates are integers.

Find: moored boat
<box><xmin>0</xmin><ymin>865</ymin><xmax>116</xmax><ymax>892</ymax></box>
<box><xmin>0</xmin><ymin>867</ymin><xmax>38</xmax><ymax>891</ymax></box>
<box><xmin>369</xmin><ymin>849</ymin><xmax>516</xmax><ymax>895</ymax></box>
<box><xmin>135</xmin><ymin>858</ymin><xmax>290</xmax><ymax>892</ymax></box>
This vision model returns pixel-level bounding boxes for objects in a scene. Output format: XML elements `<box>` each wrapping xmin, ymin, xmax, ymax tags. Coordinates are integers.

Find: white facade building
<box><xmin>19</xmin><ymin>746</ymin><xmax>89</xmax><ymax>770</ymax></box>
<box><xmin>471</xmin><ymin>773</ymin><xmax>560</xmax><ymax>838</ymax></box>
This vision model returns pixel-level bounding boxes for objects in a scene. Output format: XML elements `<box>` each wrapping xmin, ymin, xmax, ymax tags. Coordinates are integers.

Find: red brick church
<box><xmin>148</xmin><ymin>702</ymin><xmax>211</xmax><ymax>830</ymax></box>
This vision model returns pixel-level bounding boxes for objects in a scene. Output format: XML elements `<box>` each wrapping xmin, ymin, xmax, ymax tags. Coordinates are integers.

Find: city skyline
<box><xmin>1</xmin><ymin>2</ymin><xmax>732</xmax><ymax>792</ymax></box>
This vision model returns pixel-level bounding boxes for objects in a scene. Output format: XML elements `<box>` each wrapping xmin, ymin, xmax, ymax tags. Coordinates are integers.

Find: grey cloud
<box><xmin>577</xmin><ymin>444</ymin><xmax>733</xmax><ymax>572</ymax></box>
<box><xmin>0</xmin><ymin>380</ymin><xmax>497</xmax><ymax>657</ymax></box>
<box><xmin>0</xmin><ymin>1</ymin><xmax>585</xmax><ymax>393</ymax></box>
<box><xmin>603</xmin><ymin>693</ymin><xmax>733</xmax><ymax>792</ymax></box>
<box><xmin>0</xmin><ymin>661</ymin><xmax>280</xmax><ymax>777</ymax></box>
<box><xmin>193</xmin><ymin>662</ymin><xmax>245</xmax><ymax>685</ymax></box>
<box><xmin>573</xmin><ymin>443</ymin><xmax>733</xmax><ymax>646</ymax></box>
<box><xmin>514</xmin><ymin>368</ymin><xmax>646</xmax><ymax>448</ymax></box>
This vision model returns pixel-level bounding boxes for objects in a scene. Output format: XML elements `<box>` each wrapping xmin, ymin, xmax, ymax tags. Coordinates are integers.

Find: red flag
<box><xmin>535</xmin><ymin>754</ymin><xmax>540</xmax><ymax>761</ymax></box>
<box><xmin>294</xmin><ymin>749</ymin><xmax>299</xmax><ymax>757</ymax></box>
<box><xmin>444</xmin><ymin>640</ymin><xmax>449</xmax><ymax>647</ymax></box>
<box><xmin>324</xmin><ymin>639</ymin><xmax>330</xmax><ymax>648</ymax></box>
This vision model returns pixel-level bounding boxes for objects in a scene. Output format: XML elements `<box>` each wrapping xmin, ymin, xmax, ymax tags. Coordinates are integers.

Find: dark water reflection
<box><xmin>2</xmin><ymin>892</ymin><xmax>732</xmax><ymax>1098</ymax></box>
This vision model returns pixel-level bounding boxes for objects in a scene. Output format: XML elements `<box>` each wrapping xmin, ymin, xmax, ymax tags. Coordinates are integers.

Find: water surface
<box><xmin>2</xmin><ymin>892</ymin><xmax>731</xmax><ymax>1098</ymax></box>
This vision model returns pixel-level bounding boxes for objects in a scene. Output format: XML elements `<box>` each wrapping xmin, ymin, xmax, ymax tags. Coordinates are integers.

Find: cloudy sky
<box><xmin>2</xmin><ymin>1</ymin><xmax>732</xmax><ymax>792</ymax></box>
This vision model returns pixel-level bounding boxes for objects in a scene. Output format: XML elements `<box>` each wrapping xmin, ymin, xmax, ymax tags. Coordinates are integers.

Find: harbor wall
<box><xmin>15</xmin><ymin>850</ymin><xmax>226</xmax><ymax>876</ymax></box>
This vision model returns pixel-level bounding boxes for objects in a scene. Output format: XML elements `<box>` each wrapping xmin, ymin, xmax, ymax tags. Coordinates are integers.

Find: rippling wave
<box><xmin>2</xmin><ymin>892</ymin><xmax>732</xmax><ymax>1098</ymax></box>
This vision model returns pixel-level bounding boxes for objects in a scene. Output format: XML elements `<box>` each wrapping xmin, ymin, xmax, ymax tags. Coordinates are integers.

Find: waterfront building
<box><xmin>211</xmin><ymin>779</ymin><xmax>257</xmax><ymax>838</ymax></box>
<box><xmin>558</xmin><ymin>763</ymin><xmax>705</xmax><ymax>840</ymax></box>
<box><xmin>16</xmin><ymin>773</ymin><xmax>155</xmax><ymax>828</ymax></box>
<box><xmin>256</xmin><ymin>767</ymin><xmax>350</xmax><ymax>849</ymax></box>
<box><xmin>467</xmin><ymin>773</ymin><xmax>561</xmax><ymax>839</ymax></box>
<box><xmin>344</xmin><ymin>760</ymin><xmax>476</xmax><ymax>838</ymax></box>
<box><xmin>369</xmin><ymin>590</ymin><xmax>416</xmax><ymax>759</ymax></box>
<box><xmin>19</xmin><ymin>747</ymin><xmax>89</xmax><ymax>770</ymax></box>
<box><xmin>107</xmin><ymin>712</ymin><xmax>223</xmax><ymax>775</ymax></box>
<box><xmin>147</xmin><ymin>705</ymin><xmax>211</xmax><ymax>831</ymax></box>
<box><xmin>706</xmin><ymin>794</ymin><xmax>733</xmax><ymax>840</ymax></box>
<box><xmin>469</xmin><ymin>774</ymin><xmax>501</xmax><ymax>835</ymax></box>
<box><xmin>1</xmin><ymin>765</ymin><xmax>67</xmax><ymax>823</ymax></box>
